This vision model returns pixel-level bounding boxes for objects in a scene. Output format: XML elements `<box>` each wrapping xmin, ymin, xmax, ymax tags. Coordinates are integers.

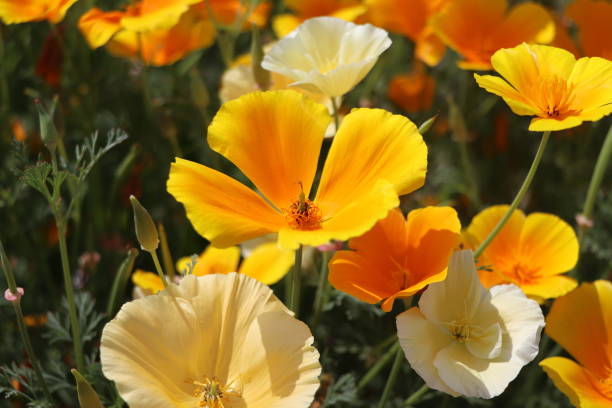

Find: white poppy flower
<box><xmin>261</xmin><ymin>16</ymin><xmax>391</xmax><ymax>97</ymax></box>
<box><xmin>396</xmin><ymin>250</ymin><xmax>545</xmax><ymax>399</ymax></box>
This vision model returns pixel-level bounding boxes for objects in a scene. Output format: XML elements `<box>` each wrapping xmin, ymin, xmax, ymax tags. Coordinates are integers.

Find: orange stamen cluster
<box><xmin>531</xmin><ymin>76</ymin><xmax>580</xmax><ymax>119</ymax></box>
<box><xmin>284</xmin><ymin>198</ymin><xmax>323</xmax><ymax>231</ymax></box>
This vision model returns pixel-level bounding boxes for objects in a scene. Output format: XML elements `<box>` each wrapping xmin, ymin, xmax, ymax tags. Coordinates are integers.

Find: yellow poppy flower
<box><xmin>102</xmin><ymin>273</ymin><xmax>321</xmax><ymax>407</ymax></box>
<box><xmin>167</xmin><ymin>90</ymin><xmax>427</xmax><ymax>250</ymax></box>
<box><xmin>273</xmin><ymin>0</ymin><xmax>367</xmax><ymax>38</ymax></box>
<box><xmin>430</xmin><ymin>0</ymin><xmax>554</xmax><ymax>70</ymax></box>
<box><xmin>0</xmin><ymin>0</ymin><xmax>78</xmax><ymax>24</ymax></box>
<box><xmin>475</xmin><ymin>43</ymin><xmax>612</xmax><ymax>131</ymax></box>
<box><xmin>262</xmin><ymin>17</ymin><xmax>391</xmax><ymax>98</ymax></box>
<box><xmin>540</xmin><ymin>281</ymin><xmax>612</xmax><ymax>407</ymax></box>
<box><xmin>567</xmin><ymin>0</ymin><xmax>612</xmax><ymax>60</ymax></box>
<box><xmin>329</xmin><ymin>207</ymin><xmax>461</xmax><ymax>311</ymax></box>
<box><xmin>364</xmin><ymin>0</ymin><xmax>449</xmax><ymax>66</ymax></box>
<box><xmin>464</xmin><ymin>205</ymin><xmax>578</xmax><ymax>300</ymax></box>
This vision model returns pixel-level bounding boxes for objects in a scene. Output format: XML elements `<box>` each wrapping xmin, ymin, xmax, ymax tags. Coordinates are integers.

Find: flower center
<box><xmin>508</xmin><ymin>263</ymin><xmax>540</xmax><ymax>285</ymax></box>
<box><xmin>283</xmin><ymin>186</ymin><xmax>322</xmax><ymax>230</ymax></box>
<box><xmin>449</xmin><ymin>320</ymin><xmax>472</xmax><ymax>343</ymax></box>
<box><xmin>192</xmin><ymin>376</ymin><xmax>240</xmax><ymax>408</ymax></box>
<box><xmin>588</xmin><ymin>368</ymin><xmax>612</xmax><ymax>400</ymax></box>
<box><xmin>532</xmin><ymin>76</ymin><xmax>580</xmax><ymax>119</ymax></box>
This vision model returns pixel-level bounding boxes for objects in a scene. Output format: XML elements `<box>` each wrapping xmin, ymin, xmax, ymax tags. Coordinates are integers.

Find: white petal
<box><xmin>419</xmin><ymin>250</ymin><xmax>489</xmax><ymax>324</ymax></box>
<box><xmin>396</xmin><ymin>308</ymin><xmax>458</xmax><ymax>396</ymax></box>
<box><xmin>466</xmin><ymin>323</ymin><xmax>503</xmax><ymax>360</ymax></box>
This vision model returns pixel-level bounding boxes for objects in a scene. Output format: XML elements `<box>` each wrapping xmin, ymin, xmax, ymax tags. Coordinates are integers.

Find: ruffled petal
<box><xmin>167</xmin><ymin>158</ymin><xmax>284</xmax><ymax>248</ymax></box>
<box><xmin>207</xmin><ymin>90</ymin><xmax>331</xmax><ymax>208</ymax></box>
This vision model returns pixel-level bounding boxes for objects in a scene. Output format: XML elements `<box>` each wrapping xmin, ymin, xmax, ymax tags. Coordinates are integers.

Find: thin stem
<box><xmin>289</xmin><ymin>245</ymin><xmax>303</xmax><ymax>316</ymax></box>
<box><xmin>578</xmin><ymin>124</ymin><xmax>612</xmax><ymax>244</ymax></box>
<box><xmin>331</xmin><ymin>97</ymin><xmax>340</xmax><ymax>133</ymax></box>
<box><xmin>311</xmin><ymin>251</ymin><xmax>330</xmax><ymax>327</ymax></box>
<box><xmin>474</xmin><ymin>131</ymin><xmax>551</xmax><ymax>258</ymax></box>
<box><xmin>358</xmin><ymin>341</ymin><xmax>401</xmax><ymax>391</ymax></box>
<box><xmin>150</xmin><ymin>250</ymin><xmax>168</xmax><ymax>288</ymax></box>
<box><xmin>56</xmin><ymin>218</ymin><xmax>85</xmax><ymax>373</ymax></box>
<box><xmin>404</xmin><ymin>384</ymin><xmax>428</xmax><ymax>406</ymax></box>
<box><xmin>158</xmin><ymin>223</ymin><xmax>175</xmax><ymax>280</ymax></box>
<box><xmin>377</xmin><ymin>346</ymin><xmax>404</xmax><ymax>408</ymax></box>
<box><xmin>12</xmin><ymin>302</ymin><xmax>55</xmax><ymax>404</ymax></box>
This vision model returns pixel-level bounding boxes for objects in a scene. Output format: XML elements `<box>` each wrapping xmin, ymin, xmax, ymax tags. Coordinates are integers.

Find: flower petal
<box><xmin>465</xmin><ymin>323</ymin><xmax>502</xmax><ymax>360</ymax></box>
<box><xmin>528</xmin><ymin>115</ymin><xmax>584</xmax><ymax>131</ymax></box>
<box><xmin>167</xmin><ymin>158</ymin><xmax>284</xmax><ymax>248</ymax></box>
<box><xmin>193</xmin><ymin>246</ymin><xmax>241</xmax><ymax>276</ymax></box>
<box><xmin>238</xmin><ymin>242</ymin><xmax>294</xmax><ymax>285</ymax></box>
<box><xmin>569</xmin><ymin>56</ymin><xmax>612</xmax><ymax>110</ymax></box>
<box><xmin>208</xmin><ymin>90</ymin><xmax>331</xmax><ymax>208</ymax></box>
<box><xmin>540</xmin><ymin>357</ymin><xmax>612</xmax><ymax>408</ymax></box>
<box><xmin>520</xmin><ymin>275</ymin><xmax>577</xmax><ymax>299</ymax></box>
<box><xmin>78</xmin><ymin>8</ymin><xmax>123</xmax><ymax>48</ymax></box>
<box><xmin>545</xmin><ymin>280</ymin><xmax>612</xmax><ymax>376</ymax></box>
<box><xmin>131</xmin><ymin>270</ymin><xmax>165</xmax><ymax>294</ymax></box>
<box><xmin>396</xmin><ymin>308</ymin><xmax>457</xmax><ymax>396</ymax></box>
<box><xmin>474</xmin><ymin>74</ymin><xmax>539</xmax><ymax>116</ymax></box>
<box><xmin>316</xmin><ymin>108</ymin><xmax>427</xmax><ymax>211</ymax></box>
<box><xmin>520</xmin><ymin>212</ymin><xmax>578</xmax><ymax>276</ymax></box>
<box><xmin>490</xmin><ymin>2</ymin><xmax>554</xmax><ymax>46</ymax></box>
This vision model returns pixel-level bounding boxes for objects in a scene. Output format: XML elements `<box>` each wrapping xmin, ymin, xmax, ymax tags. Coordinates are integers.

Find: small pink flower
<box><xmin>4</xmin><ymin>287</ymin><xmax>24</xmax><ymax>302</ymax></box>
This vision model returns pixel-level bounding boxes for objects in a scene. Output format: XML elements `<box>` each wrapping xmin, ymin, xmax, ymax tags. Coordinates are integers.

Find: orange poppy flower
<box><xmin>328</xmin><ymin>206</ymin><xmax>461</xmax><ymax>311</ymax></box>
<box><xmin>430</xmin><ymin>0</ymin><xmax>555</xmax><ymax>70</ymax></box>
<box><xmin>464</xmin><ymin>205</ymin><xmax>578</xmax><ymax>300</ymax></box>
<box><xmin>566</xmin><ymin>0</ymin><xmax>612</xmax><ymax>60</ymax></box>
<box><xmin>540</xmin><ymin>281</ymin><xmax>612</xmax><ymax>407</ymax></box>
<box><xmin>475</xmin><ymin>43</ymin><xmax>612</xmax><ymax>131</ymax></box>
<box><xmin>167</xmin><ymin>90</ymin><xmax>427</xmax><ymax>250</ymax></box>
<box><xmin>273</xmin><ymin>0</ymin><xmax>367</xmax><ymax>37</ymax></box>
<box><xmin>364</xmin><ymin>0</ymin><xmax>449</xmax><ymax>66</ymax></box>
<box><xmin>0</xmin><ymin>0</ymin><xmax>78</xmax><ymax>24</ymax></box>
<box><xmin>388</xmin><ymin>63</ymin><xmax>435</xmax><ymax>113</ymax></box>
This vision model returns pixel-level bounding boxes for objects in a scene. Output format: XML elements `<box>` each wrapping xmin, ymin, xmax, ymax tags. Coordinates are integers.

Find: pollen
<box><xmin>191</xmin><ymin>376</ymin><xmax>240</xmax><ymax>408</ymax></box>
<box><xmin>284</xmin><ymin>198</ymin><xmax>323</xmax><ymax>231</ymax></box>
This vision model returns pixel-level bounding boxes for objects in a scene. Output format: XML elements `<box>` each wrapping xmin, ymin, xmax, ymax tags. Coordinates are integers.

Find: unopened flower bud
<box><xmin>129</xmin><ymin>195</ymin><xmax>159</xmax><ymax>253</ymax></box>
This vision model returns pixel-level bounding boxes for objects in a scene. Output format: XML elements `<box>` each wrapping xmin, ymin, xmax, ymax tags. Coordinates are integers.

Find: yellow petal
<box><xmin>546</xmin><ymin>280</ymin><xmax>612</xmax><ymax>377</ymax></box>
<box><xmin>528</xmin><ymin>115</ymin><xmax>585</xmax><ymax>132</ymax></box>
<box><xmin>120</xmin><ymin>0</ymin><xmax>200</xmax><ymax>32</ymax></box>
<box><xmin>193</xmin><ymin>246</ymin><xmax>240</xmax><ymax>276</ymax></box>
<box><xmin>272</xmin><ymin>14</ymin><xmax>302</xmax><ymax>38</ymax></box>
<box><xmin>78</xmin><ymin>8</ymin><xmax>123</xmax><ymax>49</ymax></box>
<box><xmin>520</xmin><ymin>275</ymin><xmax>577</xmax><ymax>299</ymax></box>
<box><xmin>540</xmin><ymin>357</ymin><xmax>612</xmax><ymax>408</ymax></box>
<box><xmin>474</xmin><ymin>74</ymin><xmax>538</xmax><ymax>116</ymax></box>
<box><xmin>167</xmin><ymin>158</ymin><xmax>284</xmax><ymax>248</ymax></box>
<box><xmin>569</xmin><ymin>56</ymin><xmax>612</xmax><ymax>110</ymax></box>
<box><xmin>131</xmin><ymin>270</ymin><xmax>164</xmax><ymax>294</ymax></box>
<box><xmin>238</xmin><ymin>242</ymin><xmax>294</xmax><ymax>285</ymax></box>
<box><xmin>520</xmin><ymin>212</ymin><xmax>578</xmax><ymax>276</ymax></box>
<box><xmin>0</xmin><ymin>0</ymin><xmax>78</xmax><ymax>24</ymax></box>
<box><xmin>208</xmin><ymin>90</ymin><xmax>331</xmax><ymax>208</ymax></box>
<box><xmin>316</xmin><ymin>108</ymin><xmax>427</xmax><ymax>207</ymax></box>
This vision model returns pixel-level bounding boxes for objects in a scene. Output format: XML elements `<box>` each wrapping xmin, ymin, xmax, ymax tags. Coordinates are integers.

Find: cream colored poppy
<box><xmin>396</xmin><ymin>250</ymin><xmax>544</xmax><ymax>398</ymax></box>
<box><xmin>261</xmin><ymin>17</ymin><xmax>391</xmax><ymax>97</ymax></box>
<box><xmin>102</xmin><ymin>273</ymin><xmax>321</xmax><ymax>407</ymax></box>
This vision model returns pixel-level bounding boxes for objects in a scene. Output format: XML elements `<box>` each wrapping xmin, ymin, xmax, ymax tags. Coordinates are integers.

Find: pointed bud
<box><xmin>129</xmin><ymin>195</ymin><xmax>159</xmax><ymax>253</ymax></box>
<box><xmin>71</xmin><ymin>369</ymin><xmax>105</xmax><ymax>408</ymax></box>
<box><xmin>35</xmin><ymin>98</ymin><xmax>59</xmax><ymax>154</ymax></box>
<box><xmin>418</xmin><ymin>114</ymin><xmax>438</xmax><ymax>135</ymax></box>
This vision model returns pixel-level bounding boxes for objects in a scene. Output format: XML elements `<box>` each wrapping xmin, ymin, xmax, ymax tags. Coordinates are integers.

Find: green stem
<box><xmin>288</xmin><ymin>245</ymin><xmax>303</xmax><ymax>316</ymax></box>
<box><xmin>331</xmin><ymin>97</ymin><xmax>340</xmax><ymax>133</ymax></box>
<box><xmin>578</xmin><ymin>124</ymin><xmax>612</xmax><ymax>244</ymax></box>
<box><xmin>404</xmin><ymin>384</ymin><xmax>428</xmax><ymax>406</ymax></box>
<box><xmin>158</xmin><ymin>223</ymin><xmax>175</xmax><ymax>280</ymax></box>
<box><xmin>358</xmin><ymin>341</ymin><xmax>401</xmax><ymax>391</ymax></box>
<box><xmin>56</xmin><ymin>217</ymin><xmax>85</xmax><ymax>373</ymax></box>
<box><xmin>150</xmin><ymin>250</ymin><xmax>168</xmax><ymax>288</ymax></box>
<box><xmin>311</xmin><ymin>251</ymin><xmax>330</xmax><ymax>327</ymax></box>
<box><xmin>474</xmin><ymin>131</ymin><xmax>551</xmax><ymax>258</ymax></box>
<box><xmin>377</xmin><ymin>346</ymin><xmax>404</xmax><ymax>408</ymax></box>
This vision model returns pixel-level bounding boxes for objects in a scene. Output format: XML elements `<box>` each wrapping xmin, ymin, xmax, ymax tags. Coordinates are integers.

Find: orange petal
<box><xmin>78</xmin><ymin>8</ymin><xmax>124</xmax><ymax>49</ymax></box>
<box><xmin>167</xmin><ymin>158</ymin><xmax>284</xmax><ymax>248</ymax></box>
<box><xmin>519</xmin><ymin>212</ymin><xmax>578</xmax><ymax>276</ymax></box>
<box><xmin>490</xmin><ymin>2</ymin><xmax>554</xmax><ymax>47</ymax></box>
<box><xmin>208</xmin><ymin>90</ymin><xmax>331</xmax><ymax>209</ymax></box>
<box><xmin>540</xmin><ymin>357</ymin><xmax>612</xmax><ymax>407</ymax></box>
<box><xmin>546</xmin><ymin>280</ymin><xmax>612</xmax><ymax>377</ymax></box>
<box><xmin>567</xmin><ymin>0</ymin><xmax>612</xmax><ymax>60</ymax></box>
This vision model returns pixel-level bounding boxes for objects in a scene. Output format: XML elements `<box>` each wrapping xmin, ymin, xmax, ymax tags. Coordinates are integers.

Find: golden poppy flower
<box><xmin>566</xmin><ymin>0</ymin><xmax>612</xmax><ymax>60</ymax></box>
<box><xmin>540</xmin><ymin>281</ymin><xmax>612</xmax><ymax>407</ymax></box>
<box><xmin>430</xmin><ymin>0</ymin><xmax>554</xmax><ymax>70</ymax></box>
<box><xmin>329</xmin><ymin>206</ymin><xmax>461</xmax><ymax>311</ymax></box>
<box><xmin>273</xmin><ymin>0</ymin><xmax>367</xmax><ymax>38</ymax></box>
<box><xmin>364</xmin><ymin>0</ymin><xmax>449</xmax><ymax>66</ymax></box>
<box><xmin>79</xmin><ymin>3</ymin><xmax>215</xmax><ymax>66</ymax></box>
<box><xmin>0</xmin><ymin>0</ymin><xmax>78</xmax><ymax>24</ymax></box>
<box><xmin>388</xmin><ymin>63</ymin><xmax>436</xmax><ymax>113</ymax></box>
<box><xmin>102</xmin><ymin>273</ymin><xmax>321</xmax><ymax>407</ymax></box>
<box><xmin>464</xmin><ymin>205</ymin><xmax>578</xmax><ymax>300</ymax></box>
<box><xmin>474</xmin><ymin>43</ymin><xmax>612</xmax><ymax>131</ymax></box>
<box><xmin>262</xmin><ymin>17</ymin><xmax>391</xmax><ymax>98</ymax></box>
<box><xmin>167</xmin><ymin>90</ymin><xmax>427</xmax><ymax>250</ymax></box>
